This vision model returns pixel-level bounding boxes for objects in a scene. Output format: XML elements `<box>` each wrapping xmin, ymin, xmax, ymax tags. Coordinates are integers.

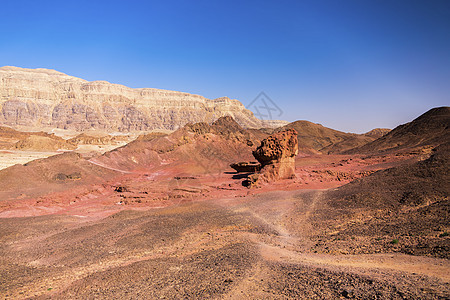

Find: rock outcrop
<box><xmin>253</xmin><ymin>129</ymin><xmax>298</xmax><ymax>180</ymax></box>
<box><xmin>0</xmin><ymin>66</ymin><xmax>287</xmax><ymax>133</ymax></box>
<box><xmin>241</xmin><ymin>129</ymin><xmax>298</xmax><ymax>186</ymax></box>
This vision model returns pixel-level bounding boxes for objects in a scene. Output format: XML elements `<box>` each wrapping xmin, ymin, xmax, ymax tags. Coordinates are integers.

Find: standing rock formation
<box><xmin>244</xmin><ymin>129</ymin><xmax>298</xmax><ymax>186</ymax></box>
<box><xmin>0</xmin><ymin>66</ymin><xmax>287</xmax><ymax>133</ymax></box>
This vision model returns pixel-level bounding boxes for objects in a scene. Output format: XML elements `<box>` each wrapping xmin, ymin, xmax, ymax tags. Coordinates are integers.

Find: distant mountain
<box><xmin>0</xmin><ymin>66</ymin><xmax>286</xmax><ymax>133</ymax></box>
<box><xmin>345</xmin><ymin>107</ymin><xmax>450</xmax><ymax>154</ymax></box>
<box><xmin>273</xmin><ymin>120</ymin><xmax>382</xmax><ymax>154</ymax></box>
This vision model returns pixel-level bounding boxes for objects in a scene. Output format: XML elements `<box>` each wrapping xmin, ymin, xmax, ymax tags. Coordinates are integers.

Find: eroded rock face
<box><xmin>253</xmin><ymin>129</ymin><xmax>299</xmax><ymax>166</ymax></box>
<box><xmin>248</xmin><ymin>129</ymin><xmax>298</xmax><ymax>185</ymax></box>
<box><xmin>0</xmin><ymin>66</ymin><xmax>287</xmax><ymax>133</ymax></box>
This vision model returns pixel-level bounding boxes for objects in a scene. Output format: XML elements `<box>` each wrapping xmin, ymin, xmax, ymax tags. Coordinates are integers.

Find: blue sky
<box><xmin>1</xmin><ymin>0</ymin><xmax>449</xmax><ymax>133</ymax></box>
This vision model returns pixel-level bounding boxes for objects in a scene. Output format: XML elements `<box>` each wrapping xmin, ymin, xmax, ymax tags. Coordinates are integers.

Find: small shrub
<box><xmin>439</xmin><ymin>232</ymin><xmax>449</xmax><ymax>237</ymax></box>
<box><xmin>390</xmin><ymin>239</ymin><xmax>399</xmax><ymax>244</ymax></box>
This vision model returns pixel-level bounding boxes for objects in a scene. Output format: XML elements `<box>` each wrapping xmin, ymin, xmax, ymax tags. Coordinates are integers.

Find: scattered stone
<box><xmin>54</xmin><ymin>172</ymin><xmax>82</xmax><ymax>181</ymax></box>
<box><xmin>114</xmin><ymin>186</ymin><xmax>129</xmax><ymax>193</ymax></box>
<box><xmin>341</xmin><ymin>288</ymin><xmax>354</xmax><ymax>298</ymax></box>
<box><xmin>242</xmin><ymin>174</ymin><xmax>259</xmax><ymax>187</ymax></box>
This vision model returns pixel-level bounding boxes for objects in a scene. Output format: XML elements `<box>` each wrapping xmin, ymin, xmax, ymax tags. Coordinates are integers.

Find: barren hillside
<box><xmin>346</xmin><ymin>106</ymin><xmax>450</xmax><ymax>154</ymax></box>
<box><xmin>273</xmin><ymin>120</ymin><xmax>381</xmax><ymax>154</ymax></box>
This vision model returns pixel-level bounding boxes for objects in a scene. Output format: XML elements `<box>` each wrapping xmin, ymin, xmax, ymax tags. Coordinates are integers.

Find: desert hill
<box><xmin>0</xmin><ymin>152</ymin><xmax>119</xmax><ymax>201</ymax></box>
<box><xmin>0</xmin><ymin>66</ymin><xmax>286</xmax><ymax>133</ymax></box>
<box><xmin>12</xmin><ymin>135</ymin><xmax>76</xmax><ymax>151</ymax></box>
<box><xmin>91</xmin><ymin>116</ymin><xmax>260</xmax><ymax>173</ymax></box>
<box><xmin>272</xmin><ymin>120</ymin><xmax>385</xmax><ymax>154</ymax></box>
<box><xmin>310</xmin><ymin>142</ymin><xmax>449</xmax><ymax>258</ymax></box>
<box><xmin>346</xmin><ymin>106</ymin><xmax>450</xmax><ymax>154</ymax></box>
<box><xmin>0</xmin><ymin>125</ymin><xmax>75</xmax><ymax>150</ymax></box>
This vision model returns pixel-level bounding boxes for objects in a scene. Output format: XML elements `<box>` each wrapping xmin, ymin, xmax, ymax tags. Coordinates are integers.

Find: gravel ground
<box><xmin>1</xmin><ymin>191</ymin><xmax>448</xmax><ymax>299</ymax></box>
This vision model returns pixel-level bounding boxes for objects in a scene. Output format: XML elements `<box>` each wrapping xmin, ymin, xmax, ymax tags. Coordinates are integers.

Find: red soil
<box><xmin>0</xmin><ymin>151</ymin><xmax>419</xmax><ymax>220</ymax></box>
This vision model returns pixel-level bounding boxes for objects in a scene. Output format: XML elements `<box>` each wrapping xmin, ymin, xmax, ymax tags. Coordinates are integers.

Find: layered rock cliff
<box><xmin>0</xmin><ymin>66</ymin><xmax>285</xmax><ymax>132</ymax></box>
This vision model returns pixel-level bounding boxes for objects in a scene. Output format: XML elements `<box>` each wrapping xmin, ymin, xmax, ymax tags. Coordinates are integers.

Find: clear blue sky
<box><xmin>1</xmin><ymin>0</ymin><xmax>449</xmax><ymax>133</ymax></box>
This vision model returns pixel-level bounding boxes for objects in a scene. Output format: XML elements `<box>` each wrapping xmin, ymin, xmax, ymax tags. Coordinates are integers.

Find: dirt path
<box><xmin>215</xmin><ymin>189</ymin><xmax>450</xmax><ymax>298</ymax></box>
<box><xmin>258</xmin><ymin>243</ymin><xmax>450</xmax><ymax>283</ymax></box>
<box><xmin>227</xmin><ymin>189</ymin><xmax>450</xmax><ymax>283</ymax></box>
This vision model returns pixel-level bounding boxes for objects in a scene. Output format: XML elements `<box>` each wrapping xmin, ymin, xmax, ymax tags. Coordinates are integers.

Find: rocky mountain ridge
<box><xmin>0</xmin><ymin>66</ymin><xmax>286</xmax><ymax>133</ymax></box>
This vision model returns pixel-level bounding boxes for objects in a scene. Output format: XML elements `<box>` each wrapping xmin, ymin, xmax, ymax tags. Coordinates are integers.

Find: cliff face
<box><xmin>0</xmin><ymin>66</ymin><xmax>282</xmax><ymax>132</ymax></box>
